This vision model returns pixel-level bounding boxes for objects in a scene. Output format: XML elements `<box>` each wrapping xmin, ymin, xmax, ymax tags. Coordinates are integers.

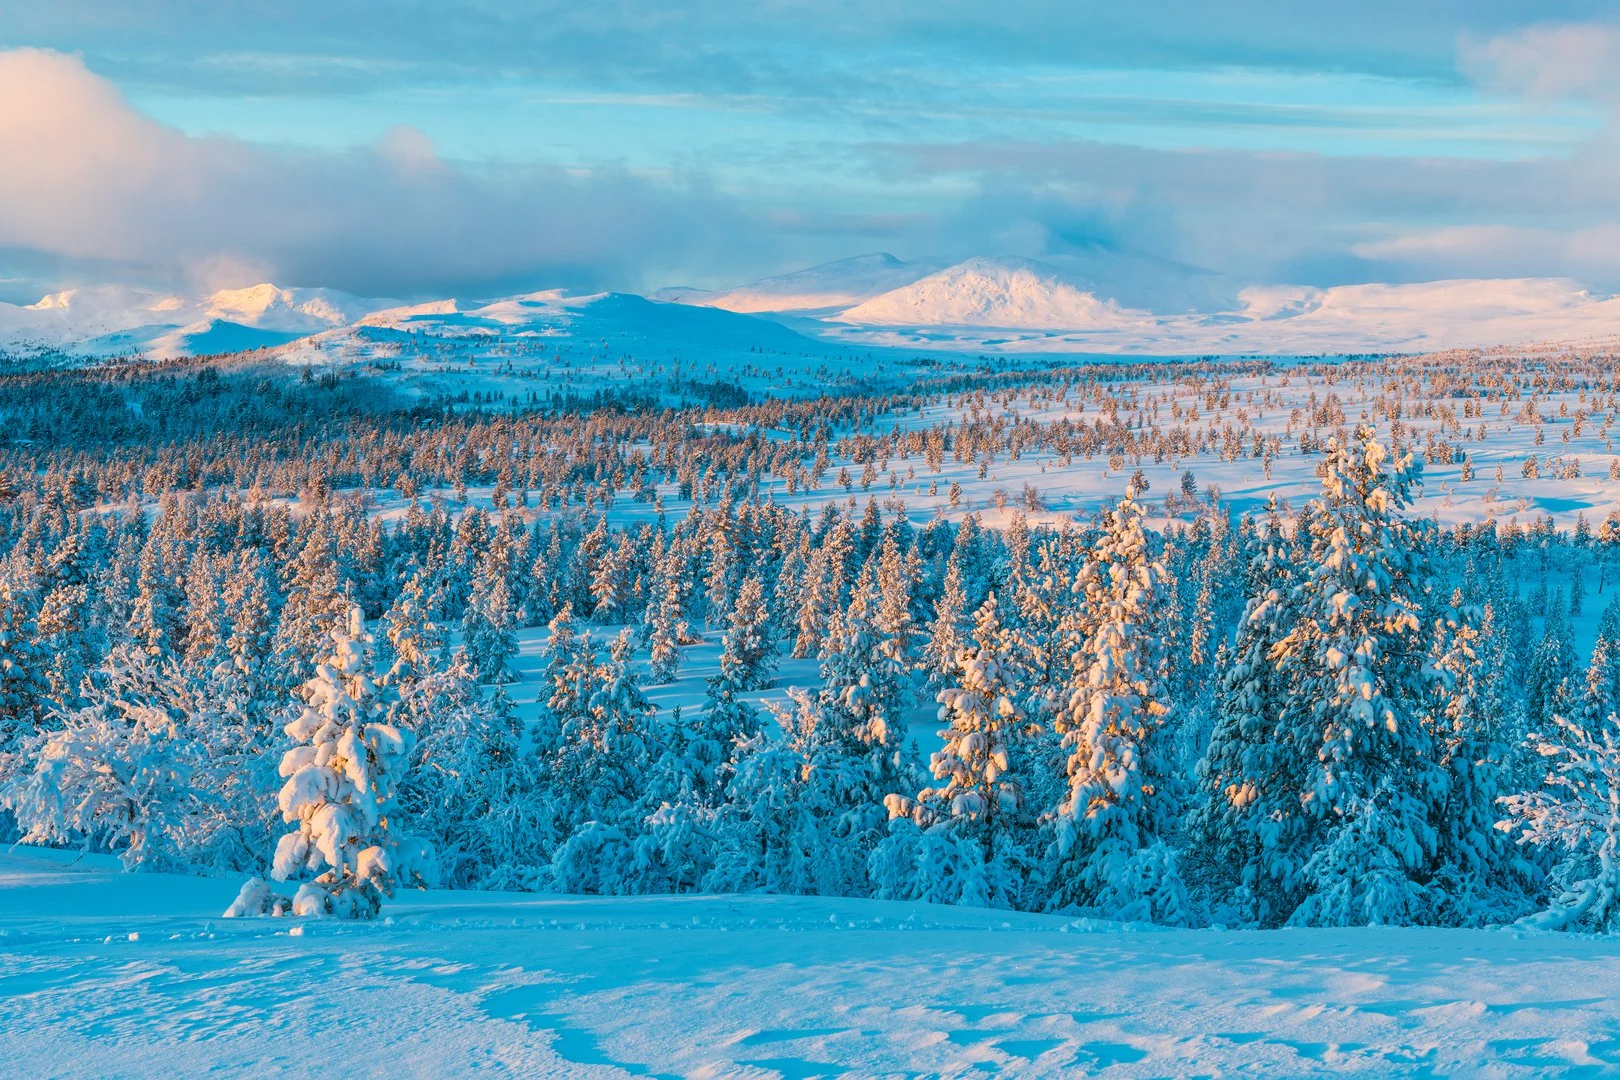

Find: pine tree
<box><xmin>129</xmin><ymin>540</ymin><xmax>174</xmax><ymax>657</ymax></box>
<box><xmin>0</xmin><ymin>581</ymin><xmax>47</xmax><ymax>758</ymax></box>
<box><xmin>228</xmin><ymin>607</ymin><xmax>434</xmax><ymax>919</ymax></box>
<box><xmin>552</xmin><ymin>629</ymin><xmax>659</xmax><ymax>826</ymax></box>
<box><xmin>222</xmin><ymin>549</ymin><xmax>277</xmax><ymax>685</ymax></box>
<box><xmin>923</xmin><ymin>549</ymin><xmax>970</xmax><ymax>688</ymax></box>
<box><xmin>1258</xmin><ymin>426</ymin><xmax>1441</xmax><ymax>926</ymax></box>
<box><xmin>1424</xmin><ymin>593</ymin><xmax>1530</xmax><ymax>924</ymax></box>
<box><xmin>1527</xmin><ymin>602</ymin><xmax>1579</xmax><ymax>748</ymax></box>
<box><xmin>1050</xmin><ymin>483</ymin><xmax>1190</xmax><ymax>924</ymax></box>
<box><xmin>1502</xmin><ymin>711</ymin><xmax>1620</xmax><ymax>932</ymax></box>
<box><xmin>875</xmin><ymin>594</ymin><xmax>1032</xmax><ymax>908</ymax></box>
<box><xmin>383</xmin><ymin>570</ymin><xmax>445</xmax><ymax>685</ymax></box>
<box><xmin>711</xmin><ymin>574</ymin><xmax>775</xmax><ymax>694</ymax></box>
<box><xmin>644</xmin><ymin>559</ymin><xmax>688</xmax><ymax>684</ymax></box>
<box><xmin>462</xmin><ymin>549</ymin><xmax>519</xmax><ymax>684</ymax></box>
<box><xmin>916</xmin><ymin>594</ymin><xmax>1026</xmax><ymax>832</ymax></box>
<box><xmin>1192</xmin><ymin>500</ymin><xmax>1309</xmax><ymax>926</ymax></box>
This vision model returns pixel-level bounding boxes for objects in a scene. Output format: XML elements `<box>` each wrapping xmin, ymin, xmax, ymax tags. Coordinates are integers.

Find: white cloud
<box><xmin>1459</xmin><ymin>23</ymin><xmax>1620</xmax><ymax>104</ymax></box>
<box><xmin>0</xmin><ymin>48</ymin><xmax>757</xmax><ymax>297</ymax></box>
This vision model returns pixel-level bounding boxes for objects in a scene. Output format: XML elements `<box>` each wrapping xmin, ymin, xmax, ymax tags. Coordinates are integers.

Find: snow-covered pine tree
<box><xmin>221</xmin><ymin>549</ymin><xmax>277</xmax><ymax>685</ymax></box>
<box><xmin>550</xmin><ymin>630</ymin><xmax>667</xmax><ymax>892</ymax></box>
<box><xmin>129</xmin><ymin>540</ymin><xmax>175</xmax><ymax>657</ymax></box>
<box><xmin>0</xmin><ymin>581</ymin><xmax>47</xmax><ymax>759</ymax></box>
<box><xmin>181</xmin><ymin>552</ymin><xmax>226</xmax><ymax>670</ymax></box>
<box><xmin>227</xmin><ymin>606</ymin><xmax>433</xmax><ymax>919</ymax></box>
<box><xmin>922</xmin><ymin>549</ymin><xmax>970</xmax><ymax>689</ymax></box>
<box><xmin>643</xmin><ymin>550</ymin><xmax>689</xmax><ymax>684</ymax></box>
<box><xmin>462</xmin><ymin>548</ymin><xmax>520</xmax><ymax>684</ymax></box>
<box><xmin>908</xmin><ymin>593</ymin><xmax>1026</xmax><ymax>834</ymax></box>
<box><xmin>552</xmin><ymin>629</ymin><xmax>658</xmax><ymax>826</ymax></box>
<box><xmin>395</xmin><ymin>647</ymin><xmax>538</xmax><ymax>884</ymax></box>
<box><xmin>1501</xmin><ymin>709</ymin><xmax>1620</xmax><ymax>932</ymax></box>
<box><xmin>1579</xmin><ymin>600</ymin><xmax>1620</xmax><ymax>735</ymax></box>
<box><xmin>711</xmin><ymin>574</ymin><xmax>775</xmax><ymax>694</ymax></box>
<box><xmin>1527</xmin><ymin>601</ymin><xmax>1579</xmax><ymax>747</ymax></box>
<box><xmin>1191</xmin><ymin>497</ymin><xmax>1311</xmax><ymax>926</ymax></box>
<box><xmin>875</xmin><ymin>593</ymin><xmax>1032</xmax><ymax>908</ymax></box>
<box><xmin>1424</xmin><ymin>592</ymin><xmax>1531</xmax><ymax>924</ymax></box>
<box><xmin>1050</xmin><ymin>482</ymin><xmax>1191</xmax><ymax>924</ymax></box>
<box><xmin>1266</xmin><ymin>425</ymin><xmax>1443</xmax><ymax>927</ymax></box>
<box><xmin>383</xmin><ymin>570</ymin><xmax>445</xmax><ymax>685</ymax></box>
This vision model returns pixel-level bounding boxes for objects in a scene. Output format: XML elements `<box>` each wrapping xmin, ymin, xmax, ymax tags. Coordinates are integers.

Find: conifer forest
<box><xmin>4</xmin><ymin>348</ymin><xmax>1620</xmax><ymax>938</ymax></box>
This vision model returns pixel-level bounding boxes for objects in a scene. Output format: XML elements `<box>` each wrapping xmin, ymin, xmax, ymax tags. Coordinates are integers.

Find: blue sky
<box><xmin>1</xmin><ymin>3</ymin><xmax>1618</xmax><ymax>299</ymax></box>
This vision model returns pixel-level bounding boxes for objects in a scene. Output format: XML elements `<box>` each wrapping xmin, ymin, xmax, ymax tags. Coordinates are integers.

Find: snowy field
<box><xmin>8</xmin><ymin>847</ymin><xmax>1620</xmax><ymax>1078</ymax></box>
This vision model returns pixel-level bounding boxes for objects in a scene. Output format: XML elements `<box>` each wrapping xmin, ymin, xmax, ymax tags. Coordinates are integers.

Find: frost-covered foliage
<box><xmin>874</xmin><ymin>594</ymin><xmax>1032</xmax><ymax>909</ymax></box>
<box><xmin>1502</xmin><ymin>713</ymin><xmax>1620</xmax><ymax>932</ymax></box>
<box><xmin>1050</xmin><ymin>483</ymin><xmax>1191</xmax><ymax>923</ymax></box>
<box><xmin>4</xmin><ymin>646</ymin><xmax>276</xmax><ymax>872</ymax></box>
<box><xmin>229</xmin><ymin>607</ymin><xmax>433</xmax><ymax>919</ymax></box>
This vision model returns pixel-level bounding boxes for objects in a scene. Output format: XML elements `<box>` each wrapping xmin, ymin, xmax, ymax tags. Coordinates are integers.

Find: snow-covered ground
<box><xmin>7</xmin><ymin>847</ymin><xmax>1620</xmax><ymax>1077</ymax></box>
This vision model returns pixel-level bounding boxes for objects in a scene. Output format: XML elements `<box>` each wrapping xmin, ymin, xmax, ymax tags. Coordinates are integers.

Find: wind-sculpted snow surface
<box><xmin>6</xmin><ymin>848</ymin><xmax>1620</xmax><ymax>1077</ymax></box>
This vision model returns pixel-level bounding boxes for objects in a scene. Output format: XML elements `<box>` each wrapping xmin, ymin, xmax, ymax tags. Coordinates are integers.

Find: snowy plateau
<box><xmin>11</xmin><ymin>252</ymin><xmax>1620</xmax><ymax>1078</ymax></box>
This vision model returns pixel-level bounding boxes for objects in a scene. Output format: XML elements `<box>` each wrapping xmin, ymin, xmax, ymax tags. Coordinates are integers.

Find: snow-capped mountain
<box><xmin>0</xmin><ymin>283</ymin><xmax>392</xmax><ymax>359</ymax></box>
<box><xmin>837</xmin><ymin>257</ymin><xmax>1145</xmax><ymax>329</ymax></box>
<box><xmin>655</xmin><ymin>253</ymin><xmax>940</xmax><ymax>313</ymax></box>
<box><xmin>5</xmin><ymin>265</ymin><xmax>1620</xmax><ymax>362</ymax></box>
<box><xmin>832</xmin><ymin>248</ymin><xmax>1245</xmax><ymax>329</ymax></box>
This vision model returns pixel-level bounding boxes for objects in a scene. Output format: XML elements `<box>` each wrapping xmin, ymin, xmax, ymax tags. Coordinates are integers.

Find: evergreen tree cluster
<box><xmin>4</xmin><ymin>352</ymin><xmax>1620</xmax><ymax>928</ymax></box>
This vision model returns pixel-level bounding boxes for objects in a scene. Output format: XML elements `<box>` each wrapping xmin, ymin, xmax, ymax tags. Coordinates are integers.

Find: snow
<box><xmin>839</xmin><ymin>256</ymin><xmax>1142</xmax><ymax>330</ymax></box>
<box><xmin>10</xmin><ymin>260</ymin><xmax>1620</xmax><ymax>364</ymax></box>
<box><xmin>7</xmin><ymin>846</ymin><xmax>1620</xmax><ymax>1076</ymax></box>
<box><xmin>821</xmin><ymin>272</ymin><xmax>1620</xmax><ymax>355</ymax></box>
<box><xmin>0</xmin><ymin>282</ymin><xmax>394</xmax><ymax>360</ymax></box>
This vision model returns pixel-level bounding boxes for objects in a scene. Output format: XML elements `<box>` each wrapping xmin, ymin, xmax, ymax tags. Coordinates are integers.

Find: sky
<box><xmin>2</xmin><ymin>2</ymin><xmax>1619</xmax><ymax>302</ymax></box>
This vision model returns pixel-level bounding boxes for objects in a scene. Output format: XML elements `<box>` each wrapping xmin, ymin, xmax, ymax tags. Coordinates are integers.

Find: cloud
<box><xmin>0</xmin><ymin>48</ymin><xmax>761</xmax><ymax>297</ymax></box>
<box><xmin>1352</xmin><ymin>224</ymin><xmax>1620</xmax><ymax>286</ymax></box>
<box><xmin>9</xmin><ymin>1</ymin><xmax>1613</xmax><ymax>98</ymax></box>
<box><xmin>1459</xmin><ymin>23</ymin><xmax>1620</xmax><ymax>104</ymax></box>
<box><xmin>862</xmin><ymin>18</ymin><xmax>1620</xmax><ymax>294</ymax></box>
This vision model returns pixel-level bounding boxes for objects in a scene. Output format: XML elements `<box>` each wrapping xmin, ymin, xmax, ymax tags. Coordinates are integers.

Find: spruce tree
<box><xmin>228</xmin><ymin>607</ymin><xmax>433</xmax><ymax>919</ymax></box>
<box><xmin>1050</xmin><ymin>483</ymin><xmax>1190</xmax><ymax>923</ymax></box>
<box><xmin>1268</xmin><ymin>426</ymin><xmax>1441</xmax><ymax>926</ymax></box>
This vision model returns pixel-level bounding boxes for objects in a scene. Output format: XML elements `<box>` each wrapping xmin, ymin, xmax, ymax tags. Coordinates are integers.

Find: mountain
<box><xmin>656</xmin><ymin>253</ymin><xmax>940</xmax><ymax>314</ymax></box>
<box><xmin>340</xmin><ymin>289</ymin><xmax>830</xmax><ymax>354</ymax></box>
<box><xmin>838</xmin><ymin>257</ymin><xmax>1145</xmax><ymax>329</ymax></box>
<box><xmin>820</xmin><ymin>275</ymin><xmax>1620</xmax><ymax>355</ymax></box>
<box><xmin>0</xmin><ymin>283</ymin><xmax>390</xmax><ymax>359</ymax></box>
<box><xmin>6</xmin><ymin>267</ymin><xmax>1620</xmax><ymax>364</ymax></box>
<box><xmin>832</xmin><ymin>247</ymin><xmax>1246</xmax><ymax>331</ymax></box>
